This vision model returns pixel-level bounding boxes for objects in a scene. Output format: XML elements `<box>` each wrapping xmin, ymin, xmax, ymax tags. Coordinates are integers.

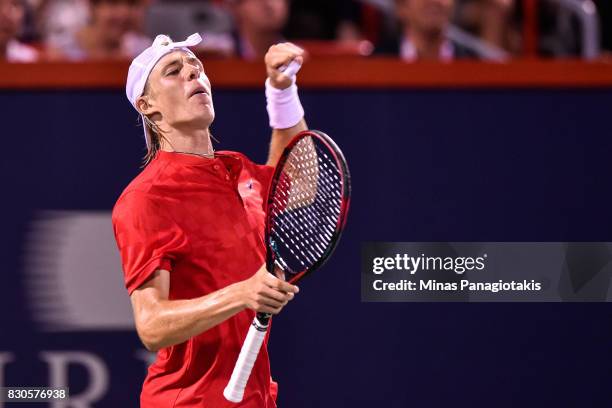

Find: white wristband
<box><xmin>265</xmin><ymin>78</ymin><xmax>304</xmax><ymax>130</ymax></box>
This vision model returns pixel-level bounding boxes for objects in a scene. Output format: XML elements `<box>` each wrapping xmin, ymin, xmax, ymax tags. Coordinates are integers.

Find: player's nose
<box><xmin>187</xmin><ymin>67</ymin><xmax>198</xmax><ymax>81</ymax></box>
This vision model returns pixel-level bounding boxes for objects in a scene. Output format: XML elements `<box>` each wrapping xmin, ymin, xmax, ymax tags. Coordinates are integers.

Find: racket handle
<box><xmin>223</xmin><ymin>316</ymin><xmax>269</xmax><ymax>403</ymax></box>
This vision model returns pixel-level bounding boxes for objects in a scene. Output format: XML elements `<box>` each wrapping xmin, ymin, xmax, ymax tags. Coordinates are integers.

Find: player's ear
<box><xmin>136</xmin><ymin>95</ymin><xmax>158</xmax><ymax>116</ymax></box>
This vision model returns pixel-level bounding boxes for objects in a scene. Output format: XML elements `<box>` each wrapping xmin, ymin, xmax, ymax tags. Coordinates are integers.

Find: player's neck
<box><xmin>160</xmin><ymin>127</ymin><xmax>214</xmax><ymax>158</ymax></box>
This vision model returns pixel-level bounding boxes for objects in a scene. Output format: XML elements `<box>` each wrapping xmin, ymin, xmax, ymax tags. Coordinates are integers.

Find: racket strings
<box><xmin>269</xmin><ymin>136</ymin><xmax>343</xmax><ymax>273</ymax></box>
<box><xmin>272</xmin><ymin>203</ymin><xmax>331</xmax><ymax>263</ymax></box>
<box><xmin>278</xmin><ymin>144</ymin><xmax>342</xmax><ymax>217</ymax></box>
<box><xmin>289</xmin><ymin>150</ymin><xmax>339</xmax><ymax>204</ymax></box>
<box><xmin>271</xmin><ymin>186</ymin><xmax>326</xmax><ymax>265</ymax></box>
<box><xmin>272</xmin><ymin>143</ymin><xmax>339</xmax><ymax>225</ymax></box>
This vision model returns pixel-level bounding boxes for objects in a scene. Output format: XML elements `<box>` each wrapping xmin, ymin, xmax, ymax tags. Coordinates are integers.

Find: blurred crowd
<box><xmin>1</xmin><ymin>0</ymin><xmax>610</xmax><ymax>63</ymax></box>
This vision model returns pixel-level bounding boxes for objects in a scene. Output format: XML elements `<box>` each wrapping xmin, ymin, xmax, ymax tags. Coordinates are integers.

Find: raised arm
<box><xmin>267</xmin><ymin>121</ymin><xmax>307</xmax><ymax>167</ymax></box>
<box><xmin>130</xmin><ymin>265</ymin><xmax>298</xmax><ymax>352</ymax></box>
<box><xmin>264</xmin><ymin>43</ymin><xmax>308</xmax><ymax>167</ymax></box>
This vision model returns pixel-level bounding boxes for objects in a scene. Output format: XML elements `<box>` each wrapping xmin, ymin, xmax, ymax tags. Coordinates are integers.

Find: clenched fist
<box><xmin>264</xmin><ymin>42</ymin><xmax>306</xmax><ymax>90</ymax></box>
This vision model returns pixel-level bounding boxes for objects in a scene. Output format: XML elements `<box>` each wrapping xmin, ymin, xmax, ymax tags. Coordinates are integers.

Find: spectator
<box><xmin>144</xmin><ymin>1</ymin><xmax>234</xmax><ymax>58</ymax></box>
<box><xmin>229</xmin><ymin>0</ymin><xmax>288</xmax><ymax>60</ymax></box>
<box><xmin>455</xmin><ymin>0</ymin><xmax>518</xmax><ymax>53</ymax></box>
<box><xmin>48</xmin><ymin>0</ymin><xmax>150</xmax><ymax>60</ymax></box>
<box><xmin>377</xmin><ymin>0</ymin><xmax>478</xmax><ymax>61</ymax></box>
<box><xmin>37</xmin><ymin>0</ymin><xmax>88</xmax><ymax>59</ymax></box>
<box><xmin>0</xmin><ymin>0</ymin><xmax>38</xmax><ymax>61</ymax></box>
<box><xmin>284</xmin><ymin>0</ymin><xmax>363</xmax><ymax>41</ymax></box>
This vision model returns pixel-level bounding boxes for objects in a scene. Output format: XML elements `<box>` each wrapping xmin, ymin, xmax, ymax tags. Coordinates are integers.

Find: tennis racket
<box><xmin>223</xmin><ymin>130</ymin><xmax>351</xmax><ymax>403</ymax></box>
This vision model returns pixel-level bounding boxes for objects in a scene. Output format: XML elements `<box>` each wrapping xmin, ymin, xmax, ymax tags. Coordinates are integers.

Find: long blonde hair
<box><xmin>140</xmin><ymin>79</ymin><xmax>169</xmax><ymax>166</ymax></box>
<box><xmin>142</xmin><ymin>115</ymin><xmax>168</xmax><ymax>166</ymax></box>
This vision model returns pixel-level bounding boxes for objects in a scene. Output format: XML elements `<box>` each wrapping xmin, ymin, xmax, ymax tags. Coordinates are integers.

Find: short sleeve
<box><xmin>112</xmin><ymin>191</ymin><xmax>189</xmax><ymax>294</ymax></box>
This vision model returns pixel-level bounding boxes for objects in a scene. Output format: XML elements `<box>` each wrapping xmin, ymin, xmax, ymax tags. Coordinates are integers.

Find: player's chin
<box><xmin>202</xmin><ymin>105</ymin><xmax>215</xmax><ymax>123</ymax></box>
<box><xmin>192</xmin><ymin>106</ymin><xmax>215</xmax><ymax>126</ymax></box>
<box><xmin>189</xmin><ymin>98</ymin><xmax>214</xmax><ymax>114</ymax></box>
<box><xmin>193</xmin><ymin>99</ymin><xmax>214</xmax><ymax>115</ymax></box>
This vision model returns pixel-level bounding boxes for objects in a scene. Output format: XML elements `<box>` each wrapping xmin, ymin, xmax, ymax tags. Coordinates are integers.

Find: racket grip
<box><xmin>223</xmin><ymin>316</ymin><xmax>269</xmax><ymax>403</ymax></box>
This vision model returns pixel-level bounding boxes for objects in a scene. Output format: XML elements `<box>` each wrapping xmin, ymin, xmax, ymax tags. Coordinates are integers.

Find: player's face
<box><xmin>145</xmin><ymin>50</ymin><xmax>215</xmax><ymax>131</ymax></box>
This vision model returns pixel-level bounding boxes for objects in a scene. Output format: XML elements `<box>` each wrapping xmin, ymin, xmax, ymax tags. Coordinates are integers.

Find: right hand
<box><xmin>239</xmin><ymin>264</ymin><xmax>299</xmax><ymax>314</ymax></box>
<box><xmin>264</xmin><ymin>42</ymin><xmax>305</xmax><ymax>90</ymax></box>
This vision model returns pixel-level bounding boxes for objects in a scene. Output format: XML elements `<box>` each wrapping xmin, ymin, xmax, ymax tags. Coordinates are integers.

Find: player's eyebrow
<box><xmin>186</xmin><ymin>56</ymin><xmax>204</xmax><ymax>70</ymax></box>
<box><xmin>161</xmin><ymin>59</ymin><xmax>181</xmax><ymax>73</ymax></box>
<box><xmin>161</xmin><ymin>56</ymin><xmax>204</xmax><ymax>74</ymax></box>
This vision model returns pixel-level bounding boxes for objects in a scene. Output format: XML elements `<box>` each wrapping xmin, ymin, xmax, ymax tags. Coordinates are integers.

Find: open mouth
<box><xmin>190</xmin><ymin>87</ymin><xmax>209</xmax><ymax>98</ymax></box>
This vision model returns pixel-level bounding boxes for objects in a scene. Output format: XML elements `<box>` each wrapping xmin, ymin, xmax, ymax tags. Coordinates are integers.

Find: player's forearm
<box><xmin>264</xmin><ymin>43</ymin><xmax>307</xmax><ymax>167</ymax></box>
<box><xmin>266</xmin><ymin>119</ymin><xmax>308</xmax><ymax>167</ymax></box>
<box><xmin>137</xmin><ymin>282</ymin><xmax>246</xmax><ymax>351</ymax></box>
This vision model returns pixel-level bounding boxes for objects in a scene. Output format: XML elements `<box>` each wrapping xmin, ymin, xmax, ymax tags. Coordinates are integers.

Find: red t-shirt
<box><xmin>112</xmin><ymin>150</ymin><xmax>277</xmax><ymax>407</ymax></box>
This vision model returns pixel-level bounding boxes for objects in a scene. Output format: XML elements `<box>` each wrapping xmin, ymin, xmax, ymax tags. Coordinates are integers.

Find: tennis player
<box><xmin>112</xmin><ymin>33</ymin><xmax>306</xmax><ymax>407</ymax></box>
